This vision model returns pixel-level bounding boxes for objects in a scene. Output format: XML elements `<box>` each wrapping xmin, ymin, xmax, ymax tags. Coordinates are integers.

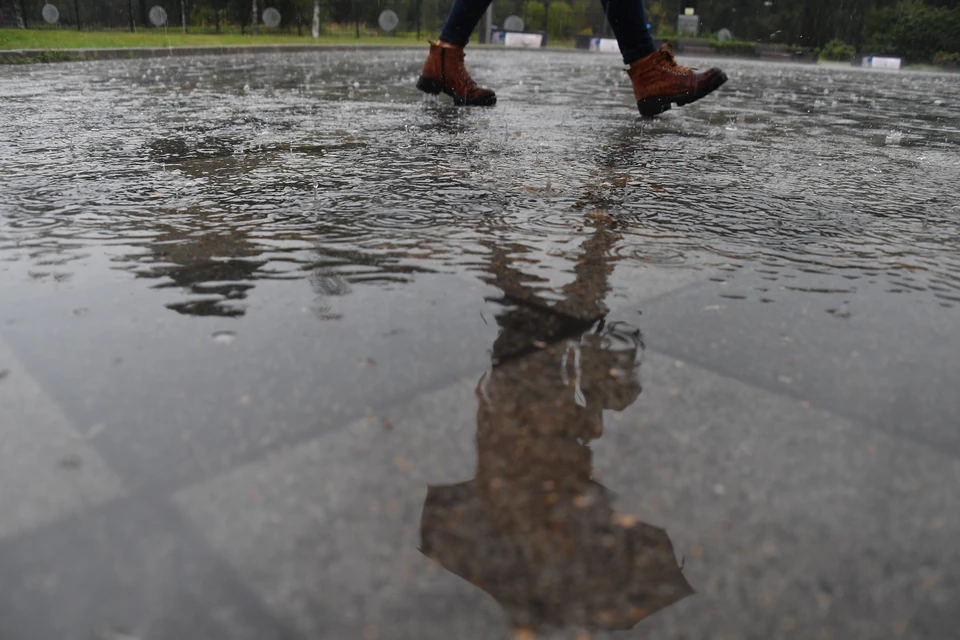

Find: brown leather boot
<box><xmin>416</xmin><ymin>42</ymin><xmax>497</xmax><ymax>106</ymax></box>
<box><xmin>627</xmin><ymin>43</ymin><xmax>727</xmax><ymax>117</ymax></box>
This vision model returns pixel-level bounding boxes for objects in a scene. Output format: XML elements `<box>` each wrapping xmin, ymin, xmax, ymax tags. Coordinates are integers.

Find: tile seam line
<box><xmin>646</xmin><ymin>344</ymin><xmax>960</xmax><ymax>462</ymax></box>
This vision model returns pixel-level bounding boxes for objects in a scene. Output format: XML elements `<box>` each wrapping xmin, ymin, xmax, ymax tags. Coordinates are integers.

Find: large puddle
<box><xmin>1</xmin><ymin>51</ymin><xmax>959</xmax><ymax>639</ymax></box>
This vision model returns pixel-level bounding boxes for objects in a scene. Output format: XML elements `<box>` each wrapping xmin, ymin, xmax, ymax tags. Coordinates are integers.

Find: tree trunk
<box><xmin>312</xmin><ymin>0</ymin><xmax>320</xmax><ymax>38</ymax></box>
<box><xmin>251</xmin><ymin>0</ymin><xmax>259</xmax><ymax>35</ymax></box>
<box><xmin>74</xmin><ymin>0</ymin><xmax>81</xmax><ymax>30</ymax></box>
<box><xmin>850</xmin><ymin>0</ymin><xmax>868</xmax><ymax>54</ymax></box>
<box><xmin>128</xmin><ymin>0</ymin><xmax>136</xmax><ymax>31</ymax></box>
<box><xmin>181</xmin><ymin>0</ymin><xmax>187</xmax><ymax>32</ymax></box>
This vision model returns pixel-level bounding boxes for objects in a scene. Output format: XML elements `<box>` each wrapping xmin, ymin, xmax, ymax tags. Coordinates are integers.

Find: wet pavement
<box><xmin>1</xmin><ymin>49</ymin><xmax>959</xmax><ymax>639</ymax></box>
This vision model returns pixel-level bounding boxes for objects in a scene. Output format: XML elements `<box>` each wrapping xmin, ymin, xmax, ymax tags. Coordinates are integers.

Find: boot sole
<box><xmin>416</xmin><ymin>75</ymin><xmax>497</xmax><ymax>107</ymax></box>
<box><xmin>636</xmin><ymin>71</ymin><xmax>728</xmax><ymax>118</ymax></box>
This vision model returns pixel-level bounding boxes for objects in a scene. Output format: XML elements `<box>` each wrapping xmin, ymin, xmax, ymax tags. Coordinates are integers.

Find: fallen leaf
<box><xmin>611</xmin><ymin>513</ymin><xmax>636</xmax><ymax>528</ymax></box>
<box><xmin>586</xmin><ymin>210</ymin><xmax>614</xmax><ymax>223</ymax></box>
<box><xmin>922</xmin><ymin>571</ymin><xmax>942</xmax><ymax>591</ymax></box>
<box><xmin>597</xmin><ymin>611</ymin><xmax>616</xmax><ymax>626</ymax></box>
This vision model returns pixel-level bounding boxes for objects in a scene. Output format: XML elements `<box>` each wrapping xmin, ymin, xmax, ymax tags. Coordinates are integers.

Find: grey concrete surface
<box><xmin>0</xmin><ymin>50</ymin><xmax>958</xmax><ymax>639</ymax></box>
<box><xmin>0</xmin><ymin>339</ymin><xmax>124</xmax><ymax>539</ymax></box>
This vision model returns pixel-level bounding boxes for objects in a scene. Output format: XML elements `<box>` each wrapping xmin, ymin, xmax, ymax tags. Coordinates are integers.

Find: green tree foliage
<box><xmin>864</xmin><ymin>0</ymin><xmax>960</xmax><ymax>62</ymax></box>
<box><xmin>546</xmin><ymin>0</ymin><xmax>572</xmax><ymax>39</ymax></box>
<box><xmin>523</xmin><ymin>0</ymin><xmax>543</xmax><ymax>30</ymax></box>
<box><xmin>933</xmin><ymin>51</ymin><xmax>960</xmax><ymax>67</ymax></box>
<box><xmin>646</xmin><ymin>1</ymin><xmax>670</xmax><ymax>35</ymax></box>
<box><xmin>695</xmin><ymin>0</ymin><xmax>959</xmax><ymax>62</ymax></box>
<box><xmin>2</xmin><ymin>0</ymin><xmax>958</xmax><ymax>64</ymax></box>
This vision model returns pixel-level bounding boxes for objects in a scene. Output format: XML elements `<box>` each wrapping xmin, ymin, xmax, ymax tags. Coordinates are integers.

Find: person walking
<box><xmin>416</xmin><ymin>1</ymin><xmax>726</xmax><ymax>117</ymax></box>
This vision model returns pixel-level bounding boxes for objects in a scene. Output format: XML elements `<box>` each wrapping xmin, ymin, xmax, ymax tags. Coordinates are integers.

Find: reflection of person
<box><xmin>416</xmin><ymin>1</ymin><xmax>726</xmax><ymax>116</ymax></box>
<box><xmin>420</xmin><ymin>224</ymin><xmax>692</xmax><ymax>635</ymax></box>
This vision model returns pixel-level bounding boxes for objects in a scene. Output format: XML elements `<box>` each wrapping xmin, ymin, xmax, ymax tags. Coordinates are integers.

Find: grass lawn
<box><xmin>0</xmin><ymin>28</ymin><xmax>435</xmax><ymax>50</ymax></box>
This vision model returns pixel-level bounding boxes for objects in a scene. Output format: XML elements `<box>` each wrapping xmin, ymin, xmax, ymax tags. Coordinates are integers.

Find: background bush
<box><xmin>820</xmin><ymin>38</ymin><xmax>856</xmax><ymax>61</ymax></box>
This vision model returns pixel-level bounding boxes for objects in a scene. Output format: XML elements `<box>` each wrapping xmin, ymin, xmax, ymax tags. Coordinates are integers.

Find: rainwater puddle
<box><xmin>1</xmin><ymin>51</ymin><xmax>959</xmax><ymax>640</ymax></box>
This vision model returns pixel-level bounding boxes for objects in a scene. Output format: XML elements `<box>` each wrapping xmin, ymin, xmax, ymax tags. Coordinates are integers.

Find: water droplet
<box><xmin>212</xmin><ymin>330</ymin><xmax>236</xmax><ymax>344</ymax></box>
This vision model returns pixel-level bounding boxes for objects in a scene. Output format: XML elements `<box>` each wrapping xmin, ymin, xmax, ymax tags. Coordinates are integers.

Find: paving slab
<box><xmin>592</xmin><ymin>351</ymin><xmax>960</xmax><ymax>639</ymax></box>
<box><xmin>634</xmin><ymin>265</ymin><xmax>960</xmax><ymax>454</ymax></box>
<box><xmin>0</xmin><ymin>497</ymin><xmax>297</xmax><ymax>640</ymax></box>
<box><xmin>175</xmin><ymin>344</ymin><xmax>960</xmax><ymax>640</ymax></box>
<box><xmin>0</xmin><ymin>274</ymin><xmax>499</xmax><ymax>493</ymax></box>
<box><xmin>0</xmin><ymin>338</ymin><xmax>124</xmax><ymax>541</ymax></box>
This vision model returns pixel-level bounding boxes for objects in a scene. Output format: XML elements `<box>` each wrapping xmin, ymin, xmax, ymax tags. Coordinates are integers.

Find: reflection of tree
<box><xmin>132</xmin><ymin>224</ymin><xmax>265</xmax><ymax>318</ymax></box>
<box><xmin>420</xmin><ymin>221</ymin><xmax>692</xmax><ymax>635</ymax></box>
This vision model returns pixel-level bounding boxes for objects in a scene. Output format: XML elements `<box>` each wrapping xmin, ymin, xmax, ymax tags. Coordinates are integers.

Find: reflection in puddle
<box><xmin>421</xmin><ymin>224</ymin><xmax>691</xmax><ymax>634</ymax></box>
<box><xmin>0</xmin><ymin>52</ymin><xmax>958</xmax><ymax>640</ymax></box>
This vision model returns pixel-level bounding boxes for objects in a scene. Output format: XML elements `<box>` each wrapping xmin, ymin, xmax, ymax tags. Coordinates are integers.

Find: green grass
<box><xmin>0</xmin><ymin>28</ymin><xmax>436</xmax><ymax>50</ymax></box>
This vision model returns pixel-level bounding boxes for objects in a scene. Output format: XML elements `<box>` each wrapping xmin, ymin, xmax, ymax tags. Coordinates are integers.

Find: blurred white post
<box><xmin>481</xmin><ymin>5</ymin><xmax>491</xmax><ymax>43</ymax></box>
<box><xmin>312</xmin><ymin>0</ymin><xmax>320</xmax><ymax>37</ymax></box>
<box><xmin>251</xmin><ymin>0</ymin><xmax>259</xmax><ymax>34</ymax></box>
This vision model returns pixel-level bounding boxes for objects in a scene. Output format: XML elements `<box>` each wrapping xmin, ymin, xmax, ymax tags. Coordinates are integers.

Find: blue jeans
<box><xmin>439</xmin><ymin>0</ymin><xmax>656</xmax><ymax>65</ymax></box>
